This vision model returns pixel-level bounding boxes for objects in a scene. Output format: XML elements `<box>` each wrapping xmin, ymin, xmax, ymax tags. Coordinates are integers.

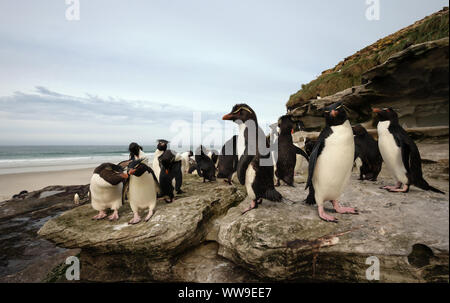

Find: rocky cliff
<box><xmin>34</xmin><ymin>141</ymin><xmax>449</xmax><ymax>283</ymax></box>
<box><xmin>287</xmin><ymin>7</ymin><xmax>449</xmax><ymax>106</ymax></box>
<box><xmin>287</xmin><ymin>8</ymin><xmax>449</xmax><ymax>132</ymax></box>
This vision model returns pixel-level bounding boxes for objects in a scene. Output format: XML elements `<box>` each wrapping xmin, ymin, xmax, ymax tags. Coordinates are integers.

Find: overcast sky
<box><xmin>0</xmin><ymin>0</ymin><xmax>447</xmax><ymax>145</ymax></box>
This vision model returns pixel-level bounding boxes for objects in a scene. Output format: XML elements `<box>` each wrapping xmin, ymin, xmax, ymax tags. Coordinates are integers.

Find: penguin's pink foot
<box><xmin>380</xmin><ymin>182</ymin><xmax>402</xmax><ymax>190</ymax></box>
<box><xmin>128</xmin><ymin>214</ymin><xmax>141</xmax><ymax>225</ymax></box>
<box><xmin>92</xmin><ymin>211</ymin><xmax>107</xmax><ymax>220</ymax></box>
<box><xmin>241</xmin><ymin>199</ymin><xmax>258</xmax><ymax>215</ymax></box>
<box><xmin>144</xmin><ymin>210</ymin><xmax>154</xmax><ymax>222</ymax></box>
<box><xmin>331</xmin><ymin>200</ymin><xmax>358</xmax><ymax>214</ymax></box>
<box><xmin>387</xmin><ymin>184</ymin><xmax>409</xmax><ymax>193</ymax></box>
<box><xmin>108</xmin><ymin>210</ymin><xmax>119</xmax><ymax>221</ymax></box>
<box><xmin>318</xmin><ymin>206</ymin><xmax>338</xmax><ymax>223</ymax></box>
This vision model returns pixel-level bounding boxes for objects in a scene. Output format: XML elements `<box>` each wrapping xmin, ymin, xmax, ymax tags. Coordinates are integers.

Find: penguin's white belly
<box><xmin>377</xmin><ymin>121</ymin><xmax>408</xmax><ymax>184</ymax></box>
<box><xmin>153</xmin><ymin>150</ymin><xmax>163</xmax><ymax>182</ymax></box>
<box><xmin>180</xmin><ymin>153</ymin><xmax>190</xmax><ymax>173</ymax></box>
<box><xmin>313</xmin><ymin>121</ymin><xmax>354</xmax><ymax>202</ymax></box>
<box><xmin>245</xmin><ymin>165</ymin><xmax>256</xmax><ymax>200</ymax></box>
<box><xmin>129</xmin><ymin>173</ymin><xmax>157</xmax><ymax>211</ymax></box>
<box><xmin>237</xmin><ymin>124</ymin><xmax>246</xmax><ymax>159</ymax></box>
<box><xmin>293</xmin><ymin>143</ymin><xmax>304</xmax><ymax>175</ymax></box>
<box><xmin>90</xmin><ymin>174</ymin><xmax>122</xmax><ymax>211</ymax></box>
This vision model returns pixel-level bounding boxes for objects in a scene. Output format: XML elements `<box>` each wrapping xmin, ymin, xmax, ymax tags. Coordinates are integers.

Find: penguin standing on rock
<box><xmin>373</xmin><ymin>107</ymin><xmax>444</xmax><ymax>194</ymax></box>
<box><xmin>90</xmin><ymin>163</ymin><xmax>129</xmax><ymax>220</ymax></box>
<box><xmin>217</xmin><ymin>135</ymin><xmax>238</xmax><ymax>185</ymax></box>
<box><xmin>305</xmin><ymin>102</ymin><xmax>358</xmax><ymax>222</ymax></box>
<box><xmin>223</xmin><ymin>104</ymin><xmax>282</xmax><ymax>214</ymax></box>
<box><xmin>193</xmin><ymin>145</ymin><xmax>217</xmax><ymax>182</ymax></box>
<box><xmin>158</xmin><ymin>149</ymin><xmax>184</xmax><ymax>199</ymax></box>
<box><xmin>274</xmin><ymin>115</ymin><xmax>309</xmax><ymax>186</ymax></box>
<box><xmin>153</xmin><ymin>139</ymin><xmax>169</xmax><ymax>182</ymax></box>
<box><xmin>352</xmin><ymin>125</ymin><xmax>382</xmax><ymax>181</ymax></box>
<box><xmin>127</xmin><ymin>159</ymin><xmax>160</xmax><ymax>224</ymax></box>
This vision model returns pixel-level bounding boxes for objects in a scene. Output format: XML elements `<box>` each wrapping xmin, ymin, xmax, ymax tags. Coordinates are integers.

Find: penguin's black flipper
<box><xmin>389</xmin><ymin>124</ymin><xmax>444</xmax><ymax>194</ymax></box>
<box><xmin>293</xmin><ymin>145</ymin><xmax>309</xmax><ymax>161</ymax></box>
<box><xmin>237</xmin><ymin>155</ymin><xmax>254</xmax><ymax>185</ymax></box>
<box><xmin>146</xmin><ymin>166</ymin><xmax>160</xmax><ymax>185</ymax></box>
<box><xmin>305</xmin><ymin>127</ymin><xmax>333</xmax><ymax>190</ymax></box>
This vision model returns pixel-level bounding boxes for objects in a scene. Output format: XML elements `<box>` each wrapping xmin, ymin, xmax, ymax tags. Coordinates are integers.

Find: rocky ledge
<box><xmin>38</xmin><ymin>175</ymin><xmax>250</xmax><ymax>282</ymax></box>
<box><xmin>289</xmin><ymin>38</ymin><xmax>449</xmax><ymax>131</ymax></box>
<box><xmin>36</xmin><ymin>147</ymin><xmax>449</xmax><ymax>282</ymax></box>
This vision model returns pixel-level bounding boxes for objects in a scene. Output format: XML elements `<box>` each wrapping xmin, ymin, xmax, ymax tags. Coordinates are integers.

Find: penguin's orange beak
<box><xmin>372</xmin><ymin>108</ymin><xmax>382</xmax><ymax>113</ymax></box>
<box><xmin>121</xmin><ymin>172</ymin><xmax>129</xmax><ymax>179</ymax></box>
<box><xmin>128</xmin><ymin>169</ymin><xmax>136</xmax><ymax>176</ymax></box>
<box><xmin>165</xmin><ymin>169</ymin><xmax>169</xmax><ymax>174</ymax></box>
<box><xmin>291</xmin><ymin>129</ymin><xmax>294</xmax><ymax>134</ymax></box>
<box><xmin>331</xmin><ymin>109</ymin><xmax>338</xmax><ymax>117</ymax></box>
<box><xmin>222</xmin><ymin>113</ymin><xmax>235</xmax><ymax>120</ymax></box>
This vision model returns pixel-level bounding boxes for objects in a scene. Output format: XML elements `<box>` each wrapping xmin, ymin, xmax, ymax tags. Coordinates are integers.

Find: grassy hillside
<box><xmin>287</xmin><ymin>7</ymin><xmax>449</xmax><ymax>108</ymax></box>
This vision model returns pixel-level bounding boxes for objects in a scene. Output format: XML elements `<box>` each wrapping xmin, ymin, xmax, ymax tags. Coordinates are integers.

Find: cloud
<box><xmin>0</xmin><ymin>86</ymin><xmax>221</xmax><ymax>125</ymax></box>
<box><xmin>0</xmin><ymin>86</ymin><xmax>228</xmax><ymax>145</ymax></box>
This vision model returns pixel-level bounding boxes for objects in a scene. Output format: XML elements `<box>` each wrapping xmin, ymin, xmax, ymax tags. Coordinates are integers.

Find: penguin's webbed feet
<box><xmin>331</xmin><ymin>200</ymin><xmax>359</xmax><ymax>215</ymax></box>
<box><xmin>241</xmin><ymin>199</ymin><xmax>262</xmax><ymax>215</ymax></box>
<box><xmin>318</xmin><ymin>207</ymin><xmax>338</xmax><ymax>223</ymax></box>
<box><xmin>386</xmin><ymin>184</ymin><xmax>409</xmax><ymax>193</ymax></box>
<box><xmin>380</xmin><ymin>182</ymin><xmax>402</xmax><ymax>191</ymax></box>
<box><xmin>128</xmin><ymin>214</ymin><xmax>142</xmax><ymax>225</ymax></box>
<box><xmin>108</xmin><ymin>210</ymin><xmax>119</xmax><ymax>221</ymax></box>
<box><xmin>92</xmin><ymin>211</ymin><xmax>107</xmax><ymax>220</ymax></box>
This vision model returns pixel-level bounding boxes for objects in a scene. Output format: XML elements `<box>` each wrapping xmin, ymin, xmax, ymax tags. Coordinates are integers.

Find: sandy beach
<box><xmin>0</xmin><ymin>167</ymin><xmax>94</xmax><ymax>202</ymax></box>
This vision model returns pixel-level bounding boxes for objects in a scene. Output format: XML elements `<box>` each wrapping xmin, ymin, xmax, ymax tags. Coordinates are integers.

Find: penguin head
<box><xmin>222</xmin><ymin>104</ymin><xmax>257</xmax><ymax>123</ymax></box>
<box><xmin>156</xmin><ymin>139</ymin><xmax>169</xmax><ymax>152</ymax></box>
<box><xmin>372</xmin><ymin>107</ymin><xmax>398</xmax><ymax>123</ymax></box>
<box><xmin>128</xmin><ymin>142</ymin><xmax>142</xmax><ymax>159</ymax></box>
<box><xmin>277</xmin><ymin>115</ymin><xmax>295</xmax><ymax>134</ymax></box>
<box><xmin>352</xmin><ymin>124</ymin><xmax>368</xmax><ymax>136</ymax></box>
<box><xmin>127</xmin><ymin>159</ymin><xmax>149</xmax><ymax>177</ymax></box>
<box><xmin>323</xmin><ymin>102</ymin><xmax>347</xmax><ymax>126</ymax></box>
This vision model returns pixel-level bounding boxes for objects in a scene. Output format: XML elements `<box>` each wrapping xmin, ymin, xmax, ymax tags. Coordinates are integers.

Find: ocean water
<box><xmin>0</xmin><ymin>145</ymin><xmax>156</xmax><ymax>175</ymax></box>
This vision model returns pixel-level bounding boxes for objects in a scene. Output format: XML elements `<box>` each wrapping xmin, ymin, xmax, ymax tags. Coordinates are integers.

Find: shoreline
<box><xmin>0</xmin><ymin>167</ymin><xmax>94</xmax><ymax>202</ymax></box>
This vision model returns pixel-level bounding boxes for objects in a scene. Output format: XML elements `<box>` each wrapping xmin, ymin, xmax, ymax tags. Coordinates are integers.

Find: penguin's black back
<box><xmin>194</xmin><ymin>146</ymin><xmax>216</xmax><ymax>181</ymax></box>
<box><xmin>353</xmin><ymin>125</ymin><xmax>382</xmax><ymax>181</ymax></box>
<box><xmin>217</xmin><ymin>135</ymin><xmax>238</xmax><ymax>179</ymax></box>
<box><xmin>93</xmin><ymin>163</ymin><xmax>125</xmax><ymax>186</ymax></box>
<box><xmin>275</xmin><ymin>130</ymin><xmax>297</xmax><ymax>186</ymax></box>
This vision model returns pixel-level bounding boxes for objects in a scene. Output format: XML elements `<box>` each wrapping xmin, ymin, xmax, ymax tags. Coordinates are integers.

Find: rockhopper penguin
<box><xmin>152</xmin><ymin>139</ymin><xmax>169</xmax><ymax>182</ymax></box>
<box><xmin>373</xmin><ymin>107</ymin><xmax>444</xmax><ymax>194</ymax></box>
<box><xmin>193</xmin><ymin>145</ymin><xmax>217</xmax><ymax>182</ymax></box>
<box><xmin>305</xmin><ymin>102</ymin><xmax>358</xmax><ymax>222</ymax></box>
<box><xmin>223</xmin><ymin>104</ymin><xmax>282</xmax><ymax>214</ymax></box>
<box><xmin>158</xmin><ymin>149</ymin><xmax>184</xmax><ymax>202</ymax></box>
<box><xmin>274</xmin><ymin>115</ymin><xmax>309</xmax><ymax>186</ymax></box>
<box><xmin>352</xmin><ymin>125</ymin><xmax>382</xmax><ymax>181</ymax></box>
<box><xmin>217</xmin><ymin>135</ymin><xmax>238</xmax><ymax>185</ymax></box>
<box><xmin>90</xmin><ymin>163</ymin><xmax>129</xmax><ymax>221</ymax></box>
